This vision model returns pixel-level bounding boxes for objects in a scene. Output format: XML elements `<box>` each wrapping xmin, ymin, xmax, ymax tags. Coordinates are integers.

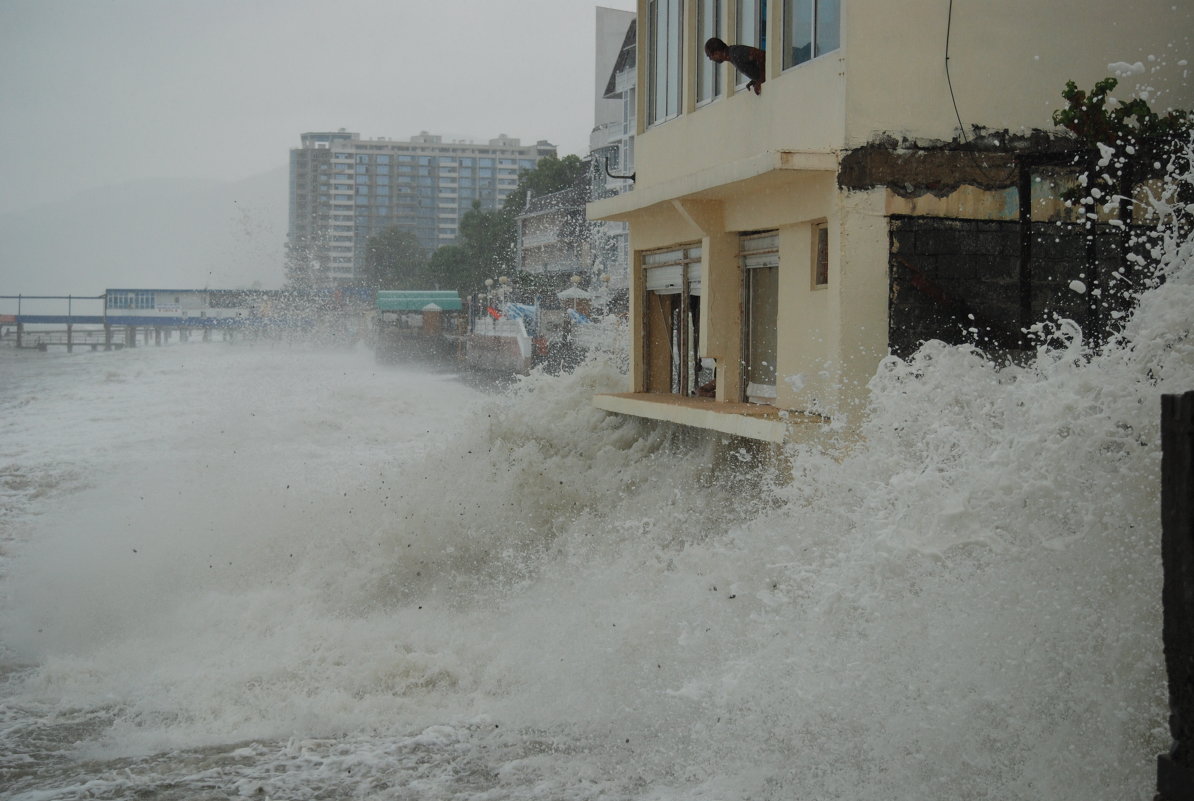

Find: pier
<box><xmin>0</xmin><ymin>293</ymin><xmax>258</xmax><ymax>352</ymax></box>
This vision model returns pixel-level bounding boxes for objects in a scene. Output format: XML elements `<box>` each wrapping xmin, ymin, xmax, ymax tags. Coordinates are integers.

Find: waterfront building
<box><xmin>288</xmin><ymin>130</ymin><xmax>557</xmax><ymax>288</ymax></box>
<box><xmin>588</xmin><ymin>0</ymin><xmax>1193</xmax><ymax>443</ymax></box>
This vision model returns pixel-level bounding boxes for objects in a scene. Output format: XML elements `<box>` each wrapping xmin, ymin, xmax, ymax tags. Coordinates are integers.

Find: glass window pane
<box><xmin>697</xmin><ymin>0</ymin><xmax>721</xmax><ymax>103</ymax></box>
<box><xmin>666</xmin><ymin>1</ymin><xmax>681</xmax><ymax>116</ymax></box>
<box><xmin>815</xmin><ymin>0</ymin><xmax>840</xmax><ymax>56</ymax></box>
<box><xmin>649</xmin><ymin>0</ymin><xmax>682</xmax><ymax>125</ymax></box>
<box><xmin>784</xmin><ymin>0</ymin><xmax>812</xmax><ymax>68</ymax></box>
<box><xmin>746</xmin><ymin>266</ymin><xmax>779</xmax><ymax>396</ymax></box>
<box><xmin>734</xmin><ymin>0</ymin><xmax>766</xmax><ymax>85</ymax></box>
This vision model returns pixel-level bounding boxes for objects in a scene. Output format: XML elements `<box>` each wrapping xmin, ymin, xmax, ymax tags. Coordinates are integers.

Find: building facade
<box><xmin>289</xmin><ymin>130</ymin><xmax>557</xmax><ymax>288</ymax></box>
<box><xmin>589</xmin><ymin>8</ymin><xmax>638</xmax><ymax>289</ymax></box>
<box><xmin>588</xmin><ymin>0</ymin><xmax>1193</xmax><ymax>443</ymax></box>
<box><xmin>516</xmin><ymin>184</ymin><xmax>593</xmax><ymax>278</ymax></box>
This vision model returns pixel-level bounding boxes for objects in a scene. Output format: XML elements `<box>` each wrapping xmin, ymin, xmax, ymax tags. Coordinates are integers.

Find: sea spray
<box><xmin>1</xmin><ymin>148</ymin><xmax>1192</xmax><ymax>800</ymax></box>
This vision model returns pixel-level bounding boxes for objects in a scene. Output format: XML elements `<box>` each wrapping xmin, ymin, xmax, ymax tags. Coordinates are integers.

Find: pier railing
<box><xmin>0</xmin><ymin>294</ymin><xmax>238</xmax><ymax>351</ymax></box>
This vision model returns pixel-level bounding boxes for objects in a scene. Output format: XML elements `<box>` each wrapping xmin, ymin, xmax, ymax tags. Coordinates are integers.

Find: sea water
<box><xmin>1</xmin><ymin>163</ymin><xmax>1192</xmax><ymax>800</ymax></box>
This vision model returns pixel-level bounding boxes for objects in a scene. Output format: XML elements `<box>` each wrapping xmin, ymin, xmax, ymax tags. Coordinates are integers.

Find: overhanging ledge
<box><xmin>588</xmin><ymin>149</ymin><xmax>840</xmax><ymax>222</ymax></box>
<box><xmin>593</xmin><ymin>392</ymin><xmax>827</xmax><ymax>444</ymax></box>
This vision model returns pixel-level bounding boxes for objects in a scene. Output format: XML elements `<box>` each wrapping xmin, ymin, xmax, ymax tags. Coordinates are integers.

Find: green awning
<box><xmin>376</xmin><ymin>290</ymin><xmax>463</xmax><ymax>312</ymax></box>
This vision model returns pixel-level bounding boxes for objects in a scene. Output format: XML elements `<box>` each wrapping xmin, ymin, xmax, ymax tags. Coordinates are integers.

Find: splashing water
<box><xmin>1</xmin><ymin>148</ymin><xmax>1192</xmax><ymax>800</ymax></box>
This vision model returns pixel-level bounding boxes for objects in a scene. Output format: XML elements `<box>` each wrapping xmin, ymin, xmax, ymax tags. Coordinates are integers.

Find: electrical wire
<box><xmin>945</xmin><ymin>0</ymin><xmax>969</xmax><ymax>145</ymax></box>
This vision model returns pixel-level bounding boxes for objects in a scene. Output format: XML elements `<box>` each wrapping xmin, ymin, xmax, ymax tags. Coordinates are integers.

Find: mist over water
<box><xmin>1</xmin><ymin>159</ymin><xmax>1192</xmax><ymax>799</ymax></box>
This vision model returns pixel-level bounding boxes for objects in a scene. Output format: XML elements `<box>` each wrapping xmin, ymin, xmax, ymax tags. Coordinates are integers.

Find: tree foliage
<box><xmin>425</xmin><ymin>243</ymin><xmax>477</xmax><ymax>291</ymax></box>
<box><xmin>363</xmin><ymin>227</ymin><xmax>427</xmax><ymax>291</ymax></box>
<box><xmin>1053</xmin><ymin>77</ymin><xmax>1190</xmax><ymax>149</ymax></box>
<box><xmin>501</xmin><ymin>154</ymin><xmax>588</xmax><ymax>215</ymax></box>
<box><xmin>1052</xmin><ymin>76</ymin><xmax>1191</xmax><ymax>206</ymax></box>
<box><xmin>424</xmin><ymin>154</ymin><xmax>592</xmax><ymax>294</ymax></box>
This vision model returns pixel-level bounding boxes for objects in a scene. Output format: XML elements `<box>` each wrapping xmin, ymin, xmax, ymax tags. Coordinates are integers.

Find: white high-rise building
<box><xmin>288</xmin><ymin>130</ymin><xmax>556</xmax><ymax>288</ymax></box>
<box><xmin>588</xmin><ymin>8</ymin><xmax>636</xmax><ymax>290</ymax></box>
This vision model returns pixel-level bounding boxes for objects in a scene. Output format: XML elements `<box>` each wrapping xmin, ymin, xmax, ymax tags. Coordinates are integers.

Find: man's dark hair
<box><xmin>704</xmin><ymin>37</ymin><xmax>728</xmax><ymax>57</ymax></box>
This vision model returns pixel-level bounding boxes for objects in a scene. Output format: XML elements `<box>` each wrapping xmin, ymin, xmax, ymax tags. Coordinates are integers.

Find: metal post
<box><xmin>1158</xmin><ymin>391</ymin><xmax>1194</xmax><ymax>801</ymax></box>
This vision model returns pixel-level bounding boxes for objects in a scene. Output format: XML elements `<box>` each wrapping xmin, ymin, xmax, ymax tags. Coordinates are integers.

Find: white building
<box><xmin>289</xmin><ymin>130</ymin><xmax>557</xmax><ymax>288</ymax></box>
<box><xmin>588</xmin><ymin>7</ymin><xmax>638</xmax><ymax>289</ymax></box>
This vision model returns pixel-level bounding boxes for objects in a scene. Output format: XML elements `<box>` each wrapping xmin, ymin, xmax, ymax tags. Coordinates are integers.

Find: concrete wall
<box><xmin>845</xmin><ymin>0</ymin><xmax>1193</xmax><ymax>146</ymax></box>
<box><xmin>632</xmin><ymin>0</ymin><xmax>1193</xmax><ymax>191</ymax></box>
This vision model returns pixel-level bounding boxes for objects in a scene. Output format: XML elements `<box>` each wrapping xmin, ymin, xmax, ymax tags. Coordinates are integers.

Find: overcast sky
<box><xmin>0</xmin><ymin>0</ymin><xmax>637</xmax><ymax>216</ymax></box>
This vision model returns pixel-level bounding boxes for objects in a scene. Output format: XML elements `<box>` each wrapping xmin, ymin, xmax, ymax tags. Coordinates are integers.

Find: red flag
<box><xmin>487</xmin><ymin>306</ymin><xmax>501</xmax><ymax>320</ymax></box>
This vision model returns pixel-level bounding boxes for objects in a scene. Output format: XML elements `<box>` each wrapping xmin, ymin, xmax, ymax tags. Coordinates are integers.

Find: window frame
<box><xmin>734</xmin><ymin>0</ymin><xmax>767</xmax><ymax>90</ymax></box>
<box><xmin>740</xmin><ymin>231</ymin><xmax>780</xmax><ymax>404</ymax></box>
<box><xmin>647</xmin><ymin>0</ymin><xmax>684</xmax><ymax>127</ymax></box>
<box><xmin>642</xmin><ymin>243</ymin><xmax>705</xmax><ymax>395</ymax></box>
<box><xmin>812</xmin><ymin>220</ymin><xmax>830</xmax><ymax>289</ymax></box>
<box><xmin>696</xmin><ymin>0</ymin><xmax>722</xmax><ymax>106</ymax></box>
<box><xmin>782</xmin><ymin>0</ymin><xmax>840</xmax><ymax>71</ymax></box>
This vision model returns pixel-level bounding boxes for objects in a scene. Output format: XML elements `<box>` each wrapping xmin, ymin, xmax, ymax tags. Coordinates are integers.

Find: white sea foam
<box><xmin>1</xmin><ymin>147</ymin><xmax>1192</xmax><ymax>799</ymax></box>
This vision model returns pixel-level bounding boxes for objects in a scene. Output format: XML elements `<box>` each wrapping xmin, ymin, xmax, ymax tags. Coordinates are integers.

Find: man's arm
<box><xmin>746</xmin><ymin>47</ymin><xmax>766</xmax><ymax>94</ymax></box>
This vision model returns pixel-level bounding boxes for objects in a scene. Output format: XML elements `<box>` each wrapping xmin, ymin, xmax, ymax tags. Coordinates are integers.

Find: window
<box><xmin>737</xmin><ymin>0</ymin><xmax>766</xmax><ymax>49</ymax></box>
<box><xmin>735</xmin><ymin>0</ymin><xmax>767</xmax><ymax>89</ymax></box>
<box><xmin>783</xmin><ymin>0</ymin><xmax>839</xmax><ymax>69</ymax></box>
<box><xmin>812</xmin><ymin>221</ymin><xmax>829</xmax><ymax>287</ymax></box>
<box><xmin>642</xmin><ymin>244</ymin><xmax>711</xmax><ymax>395</ymax></box>
<box><xmin>648</xmin><ymin>0</ymin><xmax>682</xmax><ymax>125</ymax></box>
<box><xmin>741</xmin><ymin>232</ymin><xmax>779</xmax><ymax>404</ymax></box>
<box><xmin>696</xmin><ymin>0</ymin><xmax>722</xmax><ymax>104</ymax></box>
<box><xmin>107</xmin><ymin>290</ymin><xmax>154</xmax><ymax>310</ymax></box>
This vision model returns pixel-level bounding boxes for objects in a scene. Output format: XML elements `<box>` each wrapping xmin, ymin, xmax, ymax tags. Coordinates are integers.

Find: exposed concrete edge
<box><xmin>593</xmin><ymin>393</ymin><xmax>791</xmax><ymax>443</ymax></box>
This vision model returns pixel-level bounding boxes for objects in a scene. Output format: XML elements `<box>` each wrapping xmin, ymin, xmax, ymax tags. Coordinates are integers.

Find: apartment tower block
<box><xmin>289</xmin><ymin>130</ymin><xmax>556</xmax><ymax>288</ymax></box>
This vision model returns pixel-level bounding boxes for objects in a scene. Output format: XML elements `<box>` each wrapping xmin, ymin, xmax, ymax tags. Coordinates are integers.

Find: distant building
<box><xmin>507</xmin><ymin>9</ymin><xmax>637</xmax><ymax>298</ymax></box>
<box><xmin>588</xmin><ymin>7</ymin><xmax>637</xmax><ymax>290</ymax></box>
<box><xmin>288</xmin><ymin>130</ymin><xmax>557</xmax><ymax>288</ymax></box>
<box><xmin>515</xmin><ymin>182</ymin><xmax>593</xmax><ymax>279</ymax></box>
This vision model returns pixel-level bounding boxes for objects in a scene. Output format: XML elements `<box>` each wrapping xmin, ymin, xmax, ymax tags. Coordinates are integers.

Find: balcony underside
<box><xmin>592</xmin><ymin>392</ymin><xmax>827</xmax><ymax>444</ymax></box>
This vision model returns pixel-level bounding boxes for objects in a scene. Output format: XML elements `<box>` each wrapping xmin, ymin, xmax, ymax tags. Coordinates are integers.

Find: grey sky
<box><xmin>0</xmin><ymin>0</ymin><xmax>637</xmax><ymax>216</ymax></box>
